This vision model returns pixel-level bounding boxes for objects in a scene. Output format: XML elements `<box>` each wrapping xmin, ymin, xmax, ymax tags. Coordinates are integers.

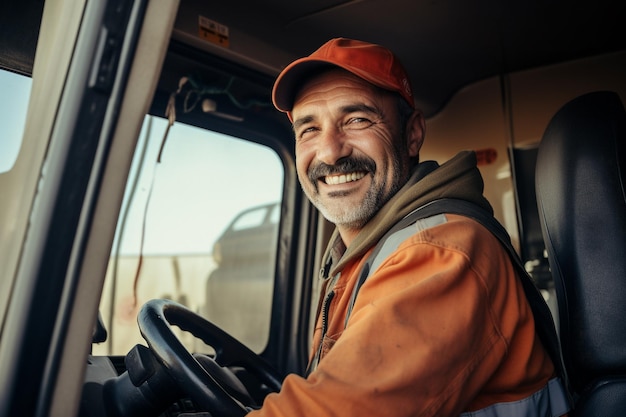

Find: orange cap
<box><xmin>272</xmin><ymin>38</ymin><xmax>415</xmax><ymax>114</ymax></box>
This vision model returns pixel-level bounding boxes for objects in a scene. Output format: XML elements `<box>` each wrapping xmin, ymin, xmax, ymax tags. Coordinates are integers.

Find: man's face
<box><xmin>291</xmin><ymin>69</ymin><xmax>422</xmax><ymax>239</ymax></box>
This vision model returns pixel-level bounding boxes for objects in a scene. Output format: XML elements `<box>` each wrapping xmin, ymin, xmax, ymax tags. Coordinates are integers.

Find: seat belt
<box><xmin>344</xmin><ymin>198</ymin><xmax>572</xmax><ymax>402</ymax></box>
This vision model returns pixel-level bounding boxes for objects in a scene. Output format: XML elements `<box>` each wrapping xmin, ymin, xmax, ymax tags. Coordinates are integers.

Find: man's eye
<box><xmin>297</xmin><ymin>126</ymin><xmax>318</xmax><ymax>140</ymax></box>
<box><xmin>347</xmin><ymin>117</ymin><xmax>373</xmax><ymax>128</ymax></box>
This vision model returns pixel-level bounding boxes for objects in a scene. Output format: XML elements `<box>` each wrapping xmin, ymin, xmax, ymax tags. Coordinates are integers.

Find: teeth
<box><xmin>324</xmin><ymin>172</ymin><xmax>366</xmax><ymax>185</ymax></box>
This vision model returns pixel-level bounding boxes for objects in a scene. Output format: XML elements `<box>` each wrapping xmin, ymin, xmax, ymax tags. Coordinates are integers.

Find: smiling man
<box><xmin>291</xmin><ymin>67</ymin><xmax>422</xmax><ymax>245</ymax></box>
<box><xmin>248</xmin><ymin>38</ymin><xmax>570</xmax><ymax>417</ymax></box>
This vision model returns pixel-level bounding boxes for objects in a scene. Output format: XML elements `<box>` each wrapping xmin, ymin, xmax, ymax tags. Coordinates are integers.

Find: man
<box><xmin>249</xmin><ymin>38</ymin><xmax>569</xmax><ymax>416</ymax></box>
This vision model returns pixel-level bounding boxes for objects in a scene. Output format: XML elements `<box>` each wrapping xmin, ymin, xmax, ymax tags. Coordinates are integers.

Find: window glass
<box><xmin>0</xmin><ymin>70</ymin><xmax>30</xmax><ymax>173</ymax></box>
<box><xmin>0</xmin><ymin>69</ymin><xmax>32</xmax><ymax>323</ymax></box>
<box><xmin>95</xmin><ymin>115</ymin><xmax>283</xmax><ymax>355</ymax></box>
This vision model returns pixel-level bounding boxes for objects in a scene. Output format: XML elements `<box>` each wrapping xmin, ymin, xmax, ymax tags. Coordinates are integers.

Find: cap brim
<box><xmin>272</xmin><ymin>59</ymin><xmax>338</xmax><ymax>113</ymax></box>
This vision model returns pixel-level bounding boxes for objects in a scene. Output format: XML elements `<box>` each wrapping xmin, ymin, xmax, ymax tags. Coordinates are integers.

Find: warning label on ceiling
<box><xmin>198</xmin><ymin>16</ymin><xmax>229</xmax><ymax>47</ymax></box>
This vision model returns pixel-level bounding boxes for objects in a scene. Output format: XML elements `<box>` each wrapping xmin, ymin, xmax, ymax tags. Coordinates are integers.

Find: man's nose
<box><xmin>315</xmin><ymin>128</ymin><xmax>352</xmax><ymax>165</ymax></box>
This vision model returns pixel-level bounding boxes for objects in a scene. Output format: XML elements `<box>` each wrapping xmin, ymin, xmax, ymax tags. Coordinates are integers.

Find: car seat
<box><xmin>535</xmin><ymin>90</ymin><xmax>626</xmax><ymax>415</ymax></box>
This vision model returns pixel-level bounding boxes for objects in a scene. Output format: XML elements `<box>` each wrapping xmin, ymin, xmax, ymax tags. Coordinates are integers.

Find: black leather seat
<box><xmin>536</xmin><ymin>91</ymin><xmax>626</xmax><ymax>416</ymax></box>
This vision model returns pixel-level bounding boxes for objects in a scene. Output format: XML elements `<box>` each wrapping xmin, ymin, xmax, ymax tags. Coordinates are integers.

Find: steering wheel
<box><xmin>138</xmin><ymin>299</ymin><xmax>283</xmax><ymax>416</ymax></box>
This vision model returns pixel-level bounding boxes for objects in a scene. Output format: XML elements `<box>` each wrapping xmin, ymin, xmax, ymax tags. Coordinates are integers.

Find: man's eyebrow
<box><xmin>292</xmin><ymin>115</ymin><xmax>314</xmax><ymax>132</ymax></box>
<box><xmin>341</xmin><ymin>103</ymin><xmax>380</xmax><ymax>116</ymax></box>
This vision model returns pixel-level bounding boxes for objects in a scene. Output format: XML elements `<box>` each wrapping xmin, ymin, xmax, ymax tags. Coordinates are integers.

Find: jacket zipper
<box><xmin>309</xmin><ymin>289</ymin><xmax>335</xmax><ymax>374</ymax></box>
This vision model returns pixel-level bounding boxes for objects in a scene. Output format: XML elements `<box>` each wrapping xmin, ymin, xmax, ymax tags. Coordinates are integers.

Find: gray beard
<box><xmin>303</xmin><ymin>161</ymin><xmax>404</xmax><ymax>230</ymax></box>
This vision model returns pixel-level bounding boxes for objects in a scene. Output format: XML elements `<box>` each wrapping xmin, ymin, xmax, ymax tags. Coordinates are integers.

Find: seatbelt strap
<box><xmin>344</xmin><ymin>198</ymin><xmax>571</xmax><ymax>401</ymax></box>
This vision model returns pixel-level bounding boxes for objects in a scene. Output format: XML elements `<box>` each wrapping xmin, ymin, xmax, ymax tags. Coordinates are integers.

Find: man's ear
<box><xmin>406</xmin><ymin>110</ymin><xmax>425</xmax><ymax>157</ymax></box>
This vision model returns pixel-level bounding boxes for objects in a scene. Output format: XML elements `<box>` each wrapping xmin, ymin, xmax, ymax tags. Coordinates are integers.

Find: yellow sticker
<box><xmin>198</xmin><ymin>16</ymin><xmax>229</xmax><ymax>47</ymax></box>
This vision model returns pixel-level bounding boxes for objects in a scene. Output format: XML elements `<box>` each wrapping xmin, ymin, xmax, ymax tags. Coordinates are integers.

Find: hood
<box><xmin>324</xmin><ymin>150</ymin><xmax>493</xmax><ymax>277</ymax></box>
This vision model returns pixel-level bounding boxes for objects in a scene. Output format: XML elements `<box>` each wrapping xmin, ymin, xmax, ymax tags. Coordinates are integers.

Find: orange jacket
<box><xmin>251</xmin><ymin>214</ymin><xmax>566</xmax><ymax>416</ymax></box>
<box><xmin>249</xmin><ymin>152</ymin><xmax>568</xmax><ymax>416</ymax></box>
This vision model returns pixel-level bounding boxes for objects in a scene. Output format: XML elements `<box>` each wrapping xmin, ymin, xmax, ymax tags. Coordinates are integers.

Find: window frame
<box><xmin>145</xmin><ymin>57</ymin><xmax>315</xmax><ymax>373</ymax></box>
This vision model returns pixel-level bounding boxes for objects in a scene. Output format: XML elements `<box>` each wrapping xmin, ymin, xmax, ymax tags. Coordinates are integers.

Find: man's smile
<box><xmin>322</xmin><ymin>171</ymin><xmax>367</xmax><ymax>185</ymax></box>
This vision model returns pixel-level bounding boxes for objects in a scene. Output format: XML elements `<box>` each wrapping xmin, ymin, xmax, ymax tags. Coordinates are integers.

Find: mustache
<box><xmin>308</xmin><ymin>157</ymin><xmax>376</xmax><ymax>183</ymax></box>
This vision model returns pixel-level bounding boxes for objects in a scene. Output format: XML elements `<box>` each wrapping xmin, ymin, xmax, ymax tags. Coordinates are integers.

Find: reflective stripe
<box><xmin>344</xmin><ymin>213</ymin><xmax>449</xmax><ymax>328</ymax></box>
<box><xmin>460</xmin><ymin>378</ymin><xmax>570</xmax><ymax>417</ymax></box>
<box><xmin>368</xmin><ymin>213</ymin><xmax>448</xmax><ymax>274</ymax></box>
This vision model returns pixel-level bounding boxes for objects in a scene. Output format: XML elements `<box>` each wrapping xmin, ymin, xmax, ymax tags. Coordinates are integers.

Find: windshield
<box><xmin>95</xmin><ymin>115</ymin><xmax>284</xmax><ymax>355</ymax></box>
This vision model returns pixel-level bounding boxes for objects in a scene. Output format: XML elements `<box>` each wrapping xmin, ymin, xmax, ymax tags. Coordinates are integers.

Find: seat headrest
<box><xmin>536</xmin><ymin>91</ymin><xmax>626</xmax><ymax>390</ymax></box>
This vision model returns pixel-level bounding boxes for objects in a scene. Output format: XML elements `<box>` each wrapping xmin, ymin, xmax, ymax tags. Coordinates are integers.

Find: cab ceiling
<box><xmin>2</xmin><ymin>0</ymin><xmax>624</xmax><ymax>117</ymax></box>
<box><xmin>190</xmin><ymin>0</ymin><xmax>625</xmax><ymax>117</ymax></box>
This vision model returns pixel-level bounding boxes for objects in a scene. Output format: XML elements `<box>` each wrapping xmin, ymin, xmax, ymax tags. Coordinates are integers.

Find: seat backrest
<box><xmin>536</xmin><ymin>91</ymin><xmax>626</xmax><ymax>415</ymax></box>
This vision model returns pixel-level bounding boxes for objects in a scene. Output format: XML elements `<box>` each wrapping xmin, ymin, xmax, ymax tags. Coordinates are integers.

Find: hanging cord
<box><xmin>158</xmin><ymin>76</ymin><xmax>187</xmax><ymax>162</ymax></box>
<box><xmin>129</xmin><ymin>76</ymin><xmax>187</xmax><ymax>309</ymax></box>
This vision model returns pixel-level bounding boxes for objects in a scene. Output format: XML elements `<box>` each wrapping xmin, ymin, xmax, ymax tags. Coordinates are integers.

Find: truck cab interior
<box><xmin>0</xmin><ymin>1</ymin><xmax>625</xmax><ymax>416</ymax></box>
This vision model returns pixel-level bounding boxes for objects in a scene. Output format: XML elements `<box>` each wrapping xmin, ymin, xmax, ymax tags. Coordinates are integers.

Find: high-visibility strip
<box><xmin>369</xmin><ymin>213</ymin><xmax>448</xmax><ymax>274</ymax></box>
<box><xmin>344</xmin><ymin>214</ymin><xmax>448</xmax><ymax>327</ymax></box>
<box><xmin>460</xmin><ymin>378</ymin><xmax>570</xmax><ymax>417</ymax></box>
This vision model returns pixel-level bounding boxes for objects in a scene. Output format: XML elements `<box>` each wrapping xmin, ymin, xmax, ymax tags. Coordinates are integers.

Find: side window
<box><xmin>0</xmin><ymin>70</ymin><xmax>30</xmax><ymax>174</ymax></box>
<box><xmin>0</xmin><ymin>69</ymin><xmax>32</xmax><ymax>323</ymax></box>
<box><xmin>95</xmin><ymin>115</ymin><xmax>283</xmax><ymax>355</ymax></box>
